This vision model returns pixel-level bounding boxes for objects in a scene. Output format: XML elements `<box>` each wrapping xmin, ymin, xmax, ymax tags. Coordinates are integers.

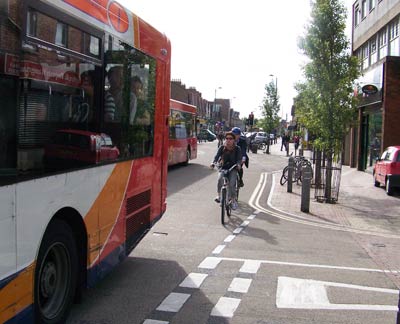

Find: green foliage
<box><xmin>259</xmin><ymin>79</ymin><xmax>280</xmax><ymax>133</ymax></box>
<box><xmin>296</xmin><ymin>0</ymin><xmax>360</xmax><ymax>155</ymax></box>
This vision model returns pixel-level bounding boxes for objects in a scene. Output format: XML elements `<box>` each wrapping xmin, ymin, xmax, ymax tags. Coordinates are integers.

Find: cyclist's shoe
<box><xmin>214</xmin><ymin>196</ymin><xmax>221</xmax><ymax>203</ymax></box>
<box><xmin>231</xmin><ymin>200</ymin><xmax>238</xmax><ymax>210</ymax></box>
<box><xmin>239</xmin><ymin>179</ymin><xmax>244</xmax><ymax>187</ymax></box>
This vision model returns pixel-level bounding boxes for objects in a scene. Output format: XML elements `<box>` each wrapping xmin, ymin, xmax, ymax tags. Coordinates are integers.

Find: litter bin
<box><xmin>251</xmin><ymin>143</ymin><xmax>258</xmax><ymax>153</ymax></box>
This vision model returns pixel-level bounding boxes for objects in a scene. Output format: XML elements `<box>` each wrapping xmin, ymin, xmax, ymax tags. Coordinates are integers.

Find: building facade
<box><xmin>170</xmin><ymin>79</ymin><xmax>242</xmax><ymax>132</ymax></box>
<box><xmin>348</xmin><ymin>0</ymin><xmax>400</xmax><ymax>171</ymax></box>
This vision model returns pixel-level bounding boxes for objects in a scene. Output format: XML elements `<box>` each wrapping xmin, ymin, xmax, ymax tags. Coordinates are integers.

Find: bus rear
<box><xmin>0</xmin><ymin>0</ymin><xmax>170</xmax><ymax>323</ymax></box>
<box><xmin>168</xmin><ymin>99</ymin><xmax>198</xmax><ymax>166</ymax></box>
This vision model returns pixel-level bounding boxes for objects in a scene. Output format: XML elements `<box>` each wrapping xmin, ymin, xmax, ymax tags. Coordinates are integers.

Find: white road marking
<box><xmin>198</xmin><ymin>257</ymin><xmax>221</xmax><ymax>269</ymax></box>
<box><xmin>228</xmin><ymin>278</ymin><xmax>252</xmax><ymax>293</ymax></box>
<box><xmin>179</xmin><ymin>273</ymin><xmax>208</xmax><ymax>289</ymax></box>
<box><xmin>224</xmin><ymin>235</ymin><xmax>236</xmax><ymax>242</ymax></box>
<box><xmin>143</xmin><ymin>320</ymin><xmax>169</xmax><ymax>324</ymax></box>
<box><xmin>240</xmin><ymin>220</ymin><xmax>250</xmax><ymax>227</ymax></box>
<box><xmin>156</xmin><ymin>292</ymin><xmax>191</xmax><ymax>312</ymax></box>
<box><xmin>248</xmin><ymin>172</ymin><xmax>400</xmax><ymax>239</ymax></box>
<box><xmin>212</xmin><ymin>245</ymin><xmax>226</xmax><ymax>254</ymax></box>
<box><xmin>240</xmin><ymin>260</ymin><xmax>261</xmax><ymax>274</ymax></box>
<box><xmin>247</xmin><ymin>214</ymin><xmax>256</xmax><ymax>220</ymax></box>
<box><xmin>276</xmin><ymin>276</ymin><xmax>399</xmax><ymax>311</ymax></box>
<box><xmin>233</xmin><ymin>227</ymin><xmax>243</xmax><ymax>234</ymax></box>
<box><xmin>210</xmin><ymin>297</ymin><xmax>241</xmax><ymax>317</ymax></box>
<box><xmin>209</xmin><ymin>256</ymin><xmax>399</xmax><ymax>273</ymax></box>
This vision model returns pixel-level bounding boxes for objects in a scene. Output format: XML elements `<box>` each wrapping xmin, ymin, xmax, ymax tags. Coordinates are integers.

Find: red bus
<box><xmin>0</xmin><ymin>0</ymin><xmax>170</xmax><ymax>323</ymax></box>
<box><xmin>168</xmin><ymin>99</ymin><xmax>198</xmax><ymax>166</ymax></box>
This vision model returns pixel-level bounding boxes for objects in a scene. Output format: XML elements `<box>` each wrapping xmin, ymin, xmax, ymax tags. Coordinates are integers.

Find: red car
<box><xmin>44</xmin><ymin>129</ymin><xmax>120</xmax><ymax>166</ymax></box>
<box><xmin>373</xmin><ymin>146</ymin><xmax>400</xmax><ymax>195</ymax></box>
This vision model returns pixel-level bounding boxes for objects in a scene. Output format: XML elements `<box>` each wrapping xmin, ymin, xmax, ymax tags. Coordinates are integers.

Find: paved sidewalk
<box><xmin>266</xmin><ymin>139</ymin><xmax>400</xmax><ymax>287</ymax></box>
<box><xmin>267</xmin><ymin>140</ymin><xmax>400</xmax><ymax>233</ymax></box>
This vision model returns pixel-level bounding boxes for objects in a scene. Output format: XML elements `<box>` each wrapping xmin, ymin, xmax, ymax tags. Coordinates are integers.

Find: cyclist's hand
<box><xmin>236</xmin><ymin>164</ymin><xmax>242</xmax><ymax>170</ymax></box>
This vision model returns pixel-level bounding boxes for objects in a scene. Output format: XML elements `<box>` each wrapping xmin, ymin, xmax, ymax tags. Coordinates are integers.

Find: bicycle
<box><xmin>213</xmin><ymin>163</ymin><xmax>240</xmax><ymax>225</ymax></box>
<box><xmin>280</xmin><ymin>156</ymin><xmax>313</xmax><ymax>185</ymax></box>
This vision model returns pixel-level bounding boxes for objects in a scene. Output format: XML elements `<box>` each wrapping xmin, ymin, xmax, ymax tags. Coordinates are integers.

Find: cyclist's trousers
<box><xmin>217</xmin><ymin>169</ymin><xmax>238</xmax><ymax>200</ymax></box>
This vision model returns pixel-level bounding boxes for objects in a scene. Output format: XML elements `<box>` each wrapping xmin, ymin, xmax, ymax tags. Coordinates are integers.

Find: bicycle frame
<box><xmin>217</xmin><ymin>164</ymin><xmax>238</xmax><ymax>224</ymax></box>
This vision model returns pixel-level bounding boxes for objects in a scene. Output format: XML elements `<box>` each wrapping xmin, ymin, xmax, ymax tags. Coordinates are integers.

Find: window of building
<box><xmin>370</xmin><ymin>37</ymin><xmax>377</xmax><ymax>65</ymax></box>
<box><xmin>354</xmin><ymin>5</ymin><xmax>361</xmax><ymax>26</ymax></box>
<box><xmin>389</xmin><ymin>19</ymin><xmax>399</xmax><ymax>55</ymax></box>
<box><xmin>369</xmin><ymin>0</ymin><xmax>375</xmax><ymax>11</ymax></box>
<box><xmin>361</xmin><ymin>0</ymin><xmax>367</xmax><ymax>19</ymax></box>
<box><xmin>55</xmin><ymin>22</ymin><xmax>68</xmax><ymax>47</ymax></box>
<box><xmin>362</xmin><ymin>43</ymin><xmax>369</xmax><ymax>69</ymax></box>
<box><xmin>378</xmin><ymin>28</ymin><xmax>387</xmax><ymax>59</ymax></box>
<box><xmin>27</xmin><ymin>10</ymin><xmax>37</xmax><ymax>37</ymax></box>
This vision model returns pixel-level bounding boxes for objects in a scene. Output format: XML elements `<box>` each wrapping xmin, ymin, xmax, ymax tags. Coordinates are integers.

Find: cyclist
<box><xmin>210</xmin><ymin>131</ymin><xmax>242</xmax><ymax>210</ymax></box>
<box><xmin>231</xmin><ymin>127</ymin><xmax>248</xmax><ymax>187</ymax></box>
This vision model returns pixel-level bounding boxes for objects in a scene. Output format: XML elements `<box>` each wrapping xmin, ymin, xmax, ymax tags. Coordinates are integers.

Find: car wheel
<box><xmin>385</xmin><ymin>177</ymin><xmax>393</xmax><ymax>196</ymax></box>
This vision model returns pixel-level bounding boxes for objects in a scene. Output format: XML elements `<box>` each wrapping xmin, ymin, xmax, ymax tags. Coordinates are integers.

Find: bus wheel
<box><xmin>183</xmin><ymin>148</ymin><xmax>190</xmax><ymax>165</ymax></box>
<box><xmin>35</xmin><ymin>219</ymin><xmax>78</xmax><ymax>324</ymax></box>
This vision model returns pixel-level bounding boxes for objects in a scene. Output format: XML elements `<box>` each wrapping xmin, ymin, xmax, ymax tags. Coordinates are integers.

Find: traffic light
<box><xmin>248</xmin><ymin>112</ymin><xmax>254</xmax><ymax>126</ymax></box>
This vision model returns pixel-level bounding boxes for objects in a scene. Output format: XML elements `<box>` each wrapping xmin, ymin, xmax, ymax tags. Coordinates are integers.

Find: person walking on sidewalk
<box><xmin>281</xmin><ymin>133</ymin><xmax>290</xmax><ymax>154</ymax></box>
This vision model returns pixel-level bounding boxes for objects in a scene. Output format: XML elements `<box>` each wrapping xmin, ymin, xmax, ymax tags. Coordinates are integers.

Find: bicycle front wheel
<box><xmin>220</xmin><ymin>188</ymin><xmax>226</xmax><ymax>225</ymax></box>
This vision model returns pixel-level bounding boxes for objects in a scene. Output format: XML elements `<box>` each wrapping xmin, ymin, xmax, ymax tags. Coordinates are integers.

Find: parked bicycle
<box><xmin>213</xmin><ymin>163</ymin><xmax>240</xmax><ymax>224</ymax></box>
<box><xmin>280</xmin><ymin>156</ymin><xmax>313</xmax><ymax>185</ymax></box>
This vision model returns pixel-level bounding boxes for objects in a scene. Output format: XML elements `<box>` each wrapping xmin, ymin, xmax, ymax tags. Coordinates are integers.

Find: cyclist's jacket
<box><xmin>212</xmin><ymin>145</ymin><xmax>242</xmax><ymax>170</ymax></box>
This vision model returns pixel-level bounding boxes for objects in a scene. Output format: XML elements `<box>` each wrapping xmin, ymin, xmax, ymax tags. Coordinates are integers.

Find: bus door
<box><xmin>159</xmin><ymin>61</ymin><xmax>169</xmax><ymax>213</ymax></box>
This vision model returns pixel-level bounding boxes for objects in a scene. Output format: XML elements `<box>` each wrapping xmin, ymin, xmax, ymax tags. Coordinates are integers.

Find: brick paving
<box><xmin>267</xmin><ymin>140</ymin><xmax>400</xmax><ymax>288</ymax></box>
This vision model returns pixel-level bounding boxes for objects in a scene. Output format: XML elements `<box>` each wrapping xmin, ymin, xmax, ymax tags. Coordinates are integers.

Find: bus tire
<box><xmin>183</xmin><ymin>147</ymin><xmax>190</xmax><ymax>165</ymax></box>
<box><xmin>34</xmin><ymin>219</ymin><xmax>78</xmax><ymax>324</ymax></box>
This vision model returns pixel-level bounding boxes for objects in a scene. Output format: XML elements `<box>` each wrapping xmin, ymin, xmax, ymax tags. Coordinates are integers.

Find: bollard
<box><xmin>287</xmin><ymin>157</ymin><xmax>294</xmax><ymax>193</ymax></box>
<box><xmin>301</xmin><ymin>165</ymin><xmax>312</xmax><ymax>213</ymax></box>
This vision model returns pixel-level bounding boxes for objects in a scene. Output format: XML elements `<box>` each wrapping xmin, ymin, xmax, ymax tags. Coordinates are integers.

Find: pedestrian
<box><xmin>294</xmin><ymin>135</ymin><xmax>300</xmax><ymax>156</ymax></box>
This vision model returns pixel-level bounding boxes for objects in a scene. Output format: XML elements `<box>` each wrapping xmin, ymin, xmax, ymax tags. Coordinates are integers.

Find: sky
<box><xmin>118</xmin><ymin>0</ymin><xmax>354</xmax><ymax>121</ymax></box>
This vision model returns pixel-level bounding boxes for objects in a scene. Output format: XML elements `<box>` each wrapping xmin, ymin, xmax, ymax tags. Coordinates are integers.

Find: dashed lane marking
<box><xmin>228</xmin><ymin>278</ymin><xmax>252</xmax><ymax>293</ymax></box>
<box><xmin>156</xmin><ymin>292</ymin><xmax>190</xmax><ymax>312</ymax></box>
<box><xmin>210</xmin><ymin>297</ymin><xmax>241</xmax><ymax>318</ymax></box>
<box><xmin>240</xmin><ymin>260</ymin><xmax>261</xmax><ymax>274</ymax></box>
<box><xmin>212</xmin><ymin>244</ymin><xmax>226</xmax><ymax>254</ymax></box>
<box><xmin>179</xmin><ymin>273</ymin><xmax>208</xmax><ymax>289</ymax></box>
<box><xmin>198</xmin><ymin>257</ymin><xmax>221</xmax><ymax>269</ymax></box>
<box><xmin>224</xmin><ymin>235</ymin><xmax>236</xmax><ymax>242</ymax></box>
<box><xmin>143</xmin><ymin>320</ymin><xmax>169</xmax><ymax>324</ymax></box>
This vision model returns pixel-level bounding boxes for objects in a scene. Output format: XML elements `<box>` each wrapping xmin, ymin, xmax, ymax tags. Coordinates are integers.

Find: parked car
<box><xmin>199</xmin><ymin>129</ymin><xmax>216</xmax><ymax>142</ymax></box>
<box><xmin>44</xmin><ymin>129</ymin><xmax>120</xmax><ymax>167</ymax></box>
<box><xmin>373</xmin><ymin>146</ymin><xmax>400</xmax><ymax>195</ymax></box>
<box><xmin>254</xmin><ymin>132</ymin><xmax>268</xmax><ymax>144</ymax></box>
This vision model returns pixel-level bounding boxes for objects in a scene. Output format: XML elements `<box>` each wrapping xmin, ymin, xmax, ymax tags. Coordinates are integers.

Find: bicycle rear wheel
<box><xmin>220</xmin><ymin>188</ymin><xmax>226</xmax><ymax>224</ymax></box>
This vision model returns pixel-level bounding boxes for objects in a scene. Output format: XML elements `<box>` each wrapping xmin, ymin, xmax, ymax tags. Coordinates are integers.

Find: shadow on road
<box><xmin>167</xmin><ymin>163</ymin><xmax>214</xmax><ymax>197</ymax></box>
<box><xmin>67</xmin><ymin>257</ymin><xmax>230</xmax><ymax>324</ymax></box>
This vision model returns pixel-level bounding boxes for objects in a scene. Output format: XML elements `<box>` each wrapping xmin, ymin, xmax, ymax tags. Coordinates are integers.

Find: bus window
<box><xmin>0</xmin><ymin>77</ymin><xmax>17</xmax><ymax>182</ymax></box>
<box><xmin>103</xmin><ymin>40</ymin><xmax>156</xmax><ymax>159</ymax></box>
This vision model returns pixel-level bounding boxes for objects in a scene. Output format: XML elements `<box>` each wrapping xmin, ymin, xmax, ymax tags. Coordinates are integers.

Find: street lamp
<box><xmin>229</xmin><ymin>96</ymin><xmax>236</xmax><ymax>128</ymax></box>
<box><xmin>214</xmin><ymin>86</ymin><xmax>222</xmax><ymax>130</ymax></box>
<box><xmin>269</xmin><ymin>74</ymin><xmax>280</xmax><ymax>118</ymax></box>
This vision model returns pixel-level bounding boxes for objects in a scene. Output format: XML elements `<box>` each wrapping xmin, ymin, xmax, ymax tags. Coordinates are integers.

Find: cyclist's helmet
<box><xmin>231</xmin><ymin>127</ymin><xmax>241</xmax><ymax>135</ymax></box>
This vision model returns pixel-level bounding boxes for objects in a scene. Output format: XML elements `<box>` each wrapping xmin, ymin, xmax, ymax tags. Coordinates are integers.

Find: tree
<box><xmin>296</xmin><ymin>0</ymin><xmax>360</xmax><ymax>202</ymax></box>
<box><xmin>259</xmin><ymin>79</ymin><xmax>280</xmax><ymax>135</ymax></box>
